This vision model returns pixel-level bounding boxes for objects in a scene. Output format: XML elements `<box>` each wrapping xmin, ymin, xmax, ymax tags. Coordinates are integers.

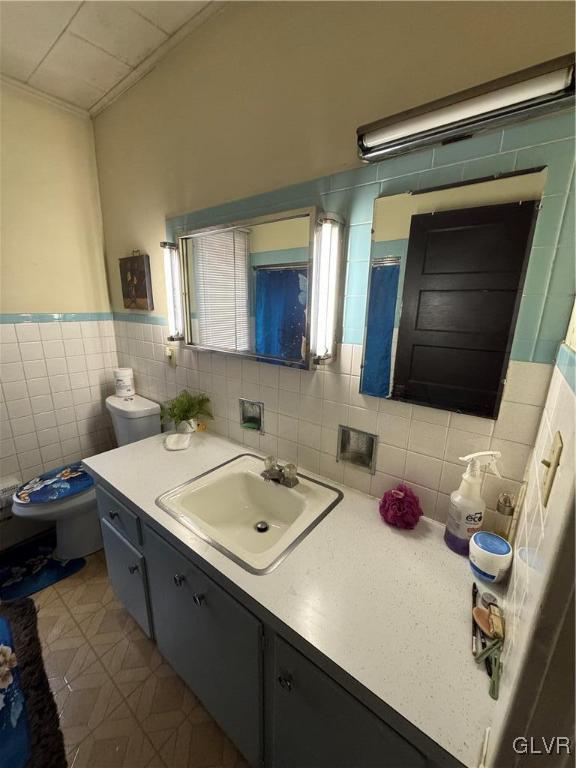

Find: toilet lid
<box><xmin>14</xmin><ymin>463</ymin><xmax>94</xmax><ymax>505</ymax></box>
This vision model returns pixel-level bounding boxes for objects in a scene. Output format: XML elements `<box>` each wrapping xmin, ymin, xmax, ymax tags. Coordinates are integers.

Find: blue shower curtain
<box><xmin>255</xmin><ymin>268</ymin><xmax>308</xmax><ymax>362</ymax></box>
<box><xmin>361</xmin><ymin>262</ymin><xmax>400</xmax><ymax>397</ymax></box>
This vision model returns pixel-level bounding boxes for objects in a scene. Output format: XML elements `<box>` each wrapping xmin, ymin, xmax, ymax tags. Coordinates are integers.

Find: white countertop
<box><xmin>85</xmin><ymin>432</ymin><xmax>494</xmax><ymax>767</ymax></box>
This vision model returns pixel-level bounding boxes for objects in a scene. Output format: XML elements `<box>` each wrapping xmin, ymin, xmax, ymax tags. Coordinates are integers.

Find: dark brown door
<box><xmin>392</xmin><ymin>201</ymin><xmax>538</xmax><ymax>417</ymax></box>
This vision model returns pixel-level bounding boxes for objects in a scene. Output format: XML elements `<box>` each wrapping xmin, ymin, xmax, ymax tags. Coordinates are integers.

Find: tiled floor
<box><xmin>33</xmin><ymin>550</ymin><xmax>249</xmax><ymax>768</ymax></box>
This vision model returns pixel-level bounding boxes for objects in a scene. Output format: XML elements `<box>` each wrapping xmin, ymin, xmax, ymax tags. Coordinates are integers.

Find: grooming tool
<box><xmin>475</xmin><ymin>639</ymin><xmax>503</xmax><ymax>699</ymax></box>
<box><xmin>472</xmin><ymin>582</ymin><xmax>479</xmax><ymax>656</ymax></box>
<box><xmin>479</xmin><ymin>626</ymin><xmax>493</xmax><ymax>677</ymax></box>
<box><xmin>473</xmin><ymin>606</ymin><xmax>492</xmax><ymax>637</ymax></box>
<box><xmin>481</xmin><ymin>592</ymin><xmax>498</xmax><ymax>608</ymax></box>
<box><xmin>488</xmin><ymin>603</ymin><xmax>505</xmax><ymax>640</ymax></box>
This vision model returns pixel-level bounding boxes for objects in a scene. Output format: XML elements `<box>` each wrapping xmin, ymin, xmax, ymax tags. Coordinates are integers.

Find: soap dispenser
<box><xmin>444</xmin><ymin>451</ymin><xmax>502</xmax><ymax>556</ymax></box>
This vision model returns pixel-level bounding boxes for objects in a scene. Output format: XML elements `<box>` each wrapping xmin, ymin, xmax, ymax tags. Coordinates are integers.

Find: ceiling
<box><xmin>0</xmin><ymin>1</ymin><xmax>221</xmax><ymax>114</ymax></box>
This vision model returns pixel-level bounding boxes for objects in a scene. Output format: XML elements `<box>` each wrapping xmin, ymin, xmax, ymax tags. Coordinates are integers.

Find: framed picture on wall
<box><xmin>119</xmin><ymin>250</ymin><xmax>154</xmax><ymax>310</ymax></box>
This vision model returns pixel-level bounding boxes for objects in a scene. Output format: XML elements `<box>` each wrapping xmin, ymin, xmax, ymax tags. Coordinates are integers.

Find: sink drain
<box><xmin>255</xmin><ymin>521</ymin><xmax>269</xmax><ymax>533</ymax></box>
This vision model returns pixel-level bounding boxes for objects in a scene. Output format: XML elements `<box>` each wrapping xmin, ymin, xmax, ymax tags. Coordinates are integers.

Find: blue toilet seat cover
<box><xmin>15</xmin><ymin>463</ymin><xmax>93</xmax><ymax>505</ymax></box>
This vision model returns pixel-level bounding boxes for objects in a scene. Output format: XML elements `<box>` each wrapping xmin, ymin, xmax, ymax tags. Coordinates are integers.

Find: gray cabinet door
<box><xmin>100</xmin><ymin>518</ymin><xmax>152</xmax><ymax>638</ymax></box>
<box><xmin>271</xmin><ymin>636</ymin><xmax>426</xmax><ymax>768</ymax></box>
<box><xmin>145</xmin><ymin>526</ymin><xmax>262</xmax><ymax>767</ymax></box>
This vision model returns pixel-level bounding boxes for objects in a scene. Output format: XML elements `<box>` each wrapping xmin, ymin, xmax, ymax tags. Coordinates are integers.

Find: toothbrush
<box><xmin>472</xmin><ymin>582</ymin><xmax>478</xmax><ymax>656</ymax></box>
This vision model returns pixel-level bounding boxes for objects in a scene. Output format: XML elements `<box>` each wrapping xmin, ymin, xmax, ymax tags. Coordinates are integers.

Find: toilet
<box><xmin>12</xmin><ymin>463</ymin><xmax>101</xmax><ymax>561</ymax></box>
<box><xmin>105</xmin><ymin>394</ymin><xmax>161</xmax><ymax>446</ymax></box>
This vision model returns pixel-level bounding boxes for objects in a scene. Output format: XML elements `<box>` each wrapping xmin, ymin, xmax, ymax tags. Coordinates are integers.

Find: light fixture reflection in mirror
<box><xmin>161</xmin><ymin>241</ymin><xmax>184</xmax><ymax>341</ymax></box>
<box><xmin>311</xmin><ymin>214</ymin><xmax>344</xmax><ymax>363</ymax></box>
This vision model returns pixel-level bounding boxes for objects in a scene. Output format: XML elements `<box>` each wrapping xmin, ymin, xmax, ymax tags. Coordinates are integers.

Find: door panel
<box><xmin>271</xmin><ymin>636</ymin><xmax>425</xmax><ymax>768</ymax></box>
<box><xmin>145</xmin><ymin>527</ymin><xmax>262</xmax><ymax>767</ymax></box>
<box><xmin>100</xmin><ymin>518</ymin><xmax>152</xmax><ymax>637</ymax></box>
<box><xmin>393</xmin><ymin>201</ymin><xmax>537</xmax><ymax>417</ymax></box>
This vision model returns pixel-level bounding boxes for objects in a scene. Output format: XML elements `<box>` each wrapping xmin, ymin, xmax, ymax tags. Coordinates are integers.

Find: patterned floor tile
<box><xmin>55</xmin><ymin>550</ymin><xmax>108</xmax><ymax>595</ymax></box>
<box><xmin>31</xmin><ymin>555</ymin><xmax>247</xmax><ymax>768</ymax></box>
<box><xmin>71</xmin><ymin>699</ymin><xmax>157</xmax><ymax>768</ymax></box>
<box><xmin>99</xmin><ymin>621</ymin><xmax>163</xmax><ymax>699</ymax></box>
<box><xmin>54</xmin><ymin>657</ymin><xmax>124</xmax><ymax>753</ymax></box>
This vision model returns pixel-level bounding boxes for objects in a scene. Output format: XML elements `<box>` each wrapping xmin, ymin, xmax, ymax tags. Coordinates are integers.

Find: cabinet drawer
<box><xmin>101</xmin><ymin>519</ymin><xmax>152</xmax><ymax>638</ymax></box>
<box><xmin>96</xmin><ymin>485</ymin><xmax>141</xmax><ymax>546</ymax></box>
<box><xmin>145</xmin><ymin>527</ymin><xmax>262</xmax><ymax>767</ymax></box>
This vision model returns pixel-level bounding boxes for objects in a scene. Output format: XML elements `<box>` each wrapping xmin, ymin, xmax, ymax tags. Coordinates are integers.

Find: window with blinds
<box><xmin>187</xmin><ymin>229</ymin><xmax>250</xmax><ymax>352</ymax></box>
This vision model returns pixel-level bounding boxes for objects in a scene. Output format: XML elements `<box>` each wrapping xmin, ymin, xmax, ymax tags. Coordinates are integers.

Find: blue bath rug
<box><xmin>0</xmin><ymin>532</ymin><xmax>85</xmax><ymax>600</ymax></box>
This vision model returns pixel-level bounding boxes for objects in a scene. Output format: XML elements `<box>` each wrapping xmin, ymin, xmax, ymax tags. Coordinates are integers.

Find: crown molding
<box><xmin>89</xmin><ymin>1</ymin><xmax>227</xmax><ymax>118</ymax></box>
<box><xmin>0</xmin><ymin>74</ymin><xmax>90</xmax><ymax>119</ymax></box>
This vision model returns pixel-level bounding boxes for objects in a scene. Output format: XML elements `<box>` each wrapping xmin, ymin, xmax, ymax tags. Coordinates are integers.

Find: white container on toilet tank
<box><xmin>106</xmin><ymin>394</ymin><xmax>161</xmax><ymax>446</ymax></box>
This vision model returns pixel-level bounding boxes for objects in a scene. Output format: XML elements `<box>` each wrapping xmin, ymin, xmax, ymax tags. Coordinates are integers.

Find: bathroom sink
<box><xmin>156</xmin><ymin>454</ymin><xmax>342</xmax><ymax>573</ymax></box>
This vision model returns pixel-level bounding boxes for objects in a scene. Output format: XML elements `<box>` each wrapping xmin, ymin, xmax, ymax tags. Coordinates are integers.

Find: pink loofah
<box><xmin>379</xmin><ymin>484</ymin><xmax>422</xmax><ymax>529</ymax></box>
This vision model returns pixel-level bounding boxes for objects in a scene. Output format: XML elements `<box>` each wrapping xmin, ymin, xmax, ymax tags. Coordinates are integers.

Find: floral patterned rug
<box><xmin>0</xmin><ymin>532</ymin><xmax>85</xmax><ymax>601</ymax></box>
<box><xmin>0</xmin><ymin>599</ymin><xmax>66</xmax><ymax>768</ymax></box>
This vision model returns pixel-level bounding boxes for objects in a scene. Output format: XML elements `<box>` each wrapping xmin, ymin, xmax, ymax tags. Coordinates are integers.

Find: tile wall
<box><xmin>0</xmin><ymin>319</ymin><xmax>117</xmax><ymax>486</ymax></box>
<box><xmin>490</xmin><ymin>339</ymin><xmax>575</xmax><ymax>763</ymax></box>
<box><xmin>114</xmin><ymin>320</ymin><xmax>553</xmax><ymax>522</ymax></box>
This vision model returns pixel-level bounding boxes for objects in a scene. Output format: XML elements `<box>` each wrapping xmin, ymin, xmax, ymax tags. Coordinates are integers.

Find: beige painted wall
<box><xmin>1</xmin><ymin>82</ymin><xmax>109</xmax><ymax>313</ymax></box>
<box><xmin>373</xmin><ymin>170</ymin><xmax>548</xmax><ymax>241</ymax></box>
<box><xmin>249</xmin><ymin>216</ymin><xmax>310</xmax><ymax>253</ymax></box>
<box><xmin>93</xmin><ymin>1</ymin><xmax>574</xmax><ymax>317</ymax></box>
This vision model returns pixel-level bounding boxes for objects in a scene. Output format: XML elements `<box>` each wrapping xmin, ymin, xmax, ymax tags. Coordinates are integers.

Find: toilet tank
<box><xmin>106</xmin><ymin>394</ymin><xmax>161</xmax><ymax>446</ymax></box>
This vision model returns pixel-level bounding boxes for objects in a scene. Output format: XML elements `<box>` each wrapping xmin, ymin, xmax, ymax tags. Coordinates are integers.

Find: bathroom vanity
<box><xmin>85</xmin><ymin>432</ymin><xmax>494</xmax><ymax>768</ymax></box>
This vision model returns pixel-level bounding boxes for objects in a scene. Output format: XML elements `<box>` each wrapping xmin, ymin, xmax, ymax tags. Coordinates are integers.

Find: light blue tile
<box><xmin>343</xmin><ymin>326</ymin><xmax>365</xmax><ymax>345</ymax></box>
<box><xmin>462</xmin><ymin>151</ymin><xmax>517</xmax><ymax>181</ymax></box>
<box><xmin>343</xmin><ymin>295</ymin><xmax>367</xmax><ymax>331</ymax></box>
<box><xmin>371</xmin><ymin>239</ymin><xmax>408</xmax><ymax>258</ymax></box>
<box><xmin>514</xmin><ymin>293</ymin><xmax>545</xmax><ymax>340</ymax></box>
<box><xmin>558</xmin><ymin>177</ymin><xmax>574</xmax><ymax>248</ymax></box>
<box><xmin>349</xmin><ymin>183</ymin><xmax>381</xmax><ymax>224</ymax></box>
<box><xmin>556</xmin><ymin>343</ymin><xmax>576</xmax><ymax>393</ymax></box>
<box><xmin>112</xmin><ymin>312</ymin><xmax>167</xmax><ymax>325</ymax></box>
<box><xmin>548</xmin><ymin>246</ymin><xmax>576</xmax><ymax>296</ymax></box>
<box><xmin>345</xmin><ymin>261</ymin><xmax>370</xmax><ymax>295</ymax></box>
<box><xmin>537</xmin><ymin>294</ymin><xmax>574</xmax><ymax>341</ymax></box>
<box><xmin>517</xmin><ymin>139</ymin><xmax>575</xmax><ymax>196</ymax></box>
<box><xmin>433</xmin><ymin>131</ymin><xmax>502</xmax><ymax>167</ymax></box>
<box><xmin>379</xmin><ymin>173</ymin><xmax>419</xmax><ymax>197</ymax></box>
<box><xmin>330</xmin><ymin>164</ymin><xmax>377</xmax><ymax>191</ymax></box>
<box><xmin>347</xmin><ymin>224</ymin><xmax>372</xmax><ymax>262</ymax></box>
<box><xmin>523</xmin><ymin>247</ymin><xmax>554</xmax><ymax>294</ymax></box>
<box><xmin>501</xmin><ymin>110</ymin><xmax>575</xmax><ymax>151</ymax></box>
<box><xmin>533</xmin><ymin>340</ymin><xmax>561</xmax><ymax>364</ymax></box>
<box><xmin>510</xmin><ymin>338</ymin><xmax>533</xmax><ymax>361</ymax></box>
<box><xmin>417</xmin><ymin>164</ymin><xmax>464</xmax><ymax>191</ymax></box>
<box><xmin>0</xmin><ymin>312</ymin><xmax>113</xmax><ymax>324</ymax></box>
<box><xmin>532</xmin><ymin>195</ymin><xmax>566</xmax><ymax>247</ymax></box>
<box><xmin>376</xmin><ymin>149</ymin><xmax>433</xmax><ymax>181</ymax></box>
<box><xmin>250</xmin><ymin>247</ymin><xmax>309</xmax><ymax>267</ymax></box>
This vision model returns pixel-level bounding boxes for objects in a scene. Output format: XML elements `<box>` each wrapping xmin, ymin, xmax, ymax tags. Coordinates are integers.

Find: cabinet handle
<box><xmin>277</xmin><ymin>675</ymin><xmax>293</xmax><ymax>692</ymax></box>
<box><xmin>173</xmin><ymin>574</ymin><xmax>185</xmax><ymax>587</ymax></box>
<box><xmin>192</xmin><ymin>593</ymin><xmax>205</xmax><ymax>606</ymax></box>
<box><xmin>128</xmin><ymin>564</ymin><xmax>139</xmax><ymax>574</ymax></box>
<box><xmin>108</xmin><ymin>510</ymin><xmax>119</xmax><ymax>520</ymax></box>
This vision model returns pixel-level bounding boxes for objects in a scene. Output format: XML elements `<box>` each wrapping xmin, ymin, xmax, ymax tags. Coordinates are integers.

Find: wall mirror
<box><xmin>361</xmin><ymin>169</ymin><xmax>547</xmax><ymax>419</ymax></box>
<box><xmin>179</xmin><ymin>208</ymin><xmax>317</xmax><ymax>368</ymax></box>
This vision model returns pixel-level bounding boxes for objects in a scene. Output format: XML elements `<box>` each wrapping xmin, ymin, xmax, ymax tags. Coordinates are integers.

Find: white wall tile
<box><xmin>0</xmin><ymin>343</ymin><xmax>21</xmax><ymax>363</ymax></box>
<box><xmin>15</xmin><ymin>324</ymin><xmax>40</xmax><ymax>343</ymax></box>
<box><xmin>503</xmin><ymin>361</ymin><xmax>553</xmax><ymax>406</ymax></box>
<box><xmin>28</xmin><ymin>378</ymin><xmax>51</xmax><ymax>397</ymax></box>
<box><xmin>19</xmin><ymin>341</ymin><xmax>44</xmax><ymax>361</ymax></box>
<box><xmin>448</xmin><ymin>412</ymin><xmax>494</xmax><ymax>436</ymax></box>
<box><xmin>444</xmin><ymin>428</ymin><xmax>491</xmax><ymax>464</ymax></box>
<box><xmin>405</xmin><ymin>451</ymin><xmax>442</xmax><ymax>490</ymax></box>
<box><xmin>377</xmin><ymin>412</ymin><xmax>410</xmax><ymax>449</ymax></box>
<box><xmin>370</xmin><ymin>471</ymin><xmax>403</xmax><ymax>498</ymax></box>
<box><xmin>408</xmin><ymin>420</ymin><xmax>447</xmax><ymax>459</ymax></box>
<box><xmin>411</xmin><ymin>404</ymin><xmax>450</xmax><ymax>426</ymax></box>
<box><xmin>0</xmin><ymin>325</ymin><xmax>17</xmax><ymax>343</ymax></box>
<box><xmin>375</xmin><ymin>443</ymin><xmax>406</xmax><ymax>477</ymax></box>
<box><xmin>493</xmin><ymin>401</ymin><xmax>542</xmax><ymax>445</ymax></box>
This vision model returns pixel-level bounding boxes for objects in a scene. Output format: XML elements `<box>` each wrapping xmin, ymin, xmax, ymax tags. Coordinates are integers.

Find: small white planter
<box><xmin>178</xmin><ymin>418</ymin><xmax>198</xmax><ymax>434</ymax></box>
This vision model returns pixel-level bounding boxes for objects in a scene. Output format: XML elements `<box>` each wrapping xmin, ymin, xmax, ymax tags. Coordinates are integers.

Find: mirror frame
<box><xmin>178</xmin><ymin>206</ymin><xmax>319</xmax><ymax>368</ymax></box>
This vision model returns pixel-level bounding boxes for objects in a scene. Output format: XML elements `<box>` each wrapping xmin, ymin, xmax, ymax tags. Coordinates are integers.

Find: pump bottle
<box><xmin>444</xmin><ymin>451</ymin><xmax>502</xmax><ymax>556</ymax></box>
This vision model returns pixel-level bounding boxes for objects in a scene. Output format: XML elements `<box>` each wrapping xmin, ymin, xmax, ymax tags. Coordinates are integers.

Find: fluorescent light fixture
<box><xmin>311</xmin><ymin>215</ymin><xmax>344</xmax><ymax>363</ymax></box>
<box><xmin>161</xmin><ymin>241</ymin><xmax>184</xmax><ymax>340</ymax></box>
<box><xmin>358</xmin><ymin>55</ymin><xmax>574</xmax><ymax>162</ymax></box>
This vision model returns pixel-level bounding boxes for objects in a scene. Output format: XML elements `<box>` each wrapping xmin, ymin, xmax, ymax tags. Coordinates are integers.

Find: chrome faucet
<box><xmin>261</xmin><ymin>456</ymin><xmax>299</xmax><ymax>488</ymax></box>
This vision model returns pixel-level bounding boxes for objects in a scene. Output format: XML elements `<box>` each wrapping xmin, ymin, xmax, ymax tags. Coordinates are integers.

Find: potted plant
<box><xmin>161</xmin><ymin>391</ymin><xmax>212</xmax><ymax>433</ymax></box>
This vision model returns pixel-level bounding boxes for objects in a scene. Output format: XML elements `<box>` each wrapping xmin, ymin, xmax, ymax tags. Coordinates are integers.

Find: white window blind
<box><xmin>190</xmin><ymin>229</ymin><xmax>250</xmax><ymax>351</ymax></box>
